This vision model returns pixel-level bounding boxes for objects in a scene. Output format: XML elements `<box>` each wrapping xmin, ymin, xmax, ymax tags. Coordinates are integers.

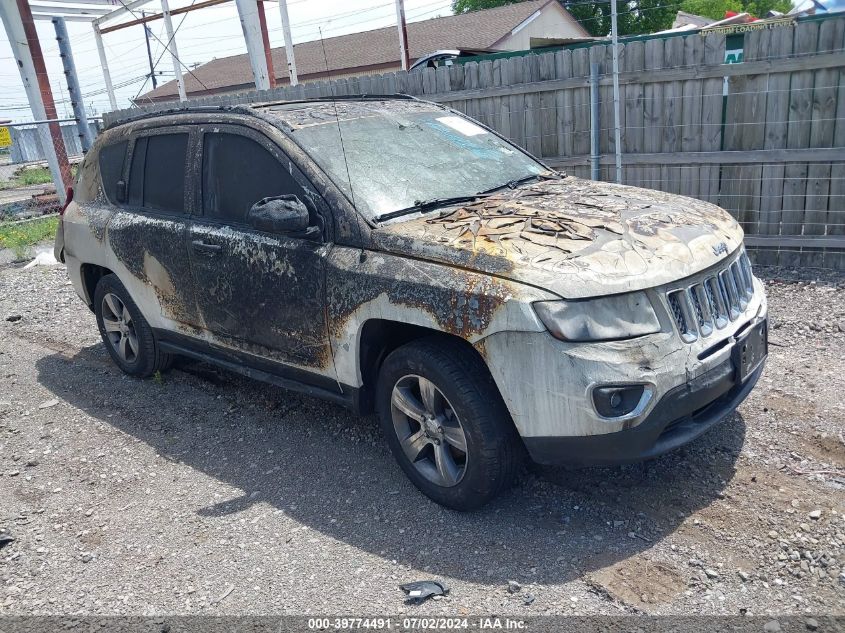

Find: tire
<box><xmin>376</xmin><ymin>337</ymin><xmax>521</xmax><ymax>511</ymax></box>
<box><xmin>94</xmin><ymin>273</ymin><xmax>172</xmax><ymax>378</ymax></box>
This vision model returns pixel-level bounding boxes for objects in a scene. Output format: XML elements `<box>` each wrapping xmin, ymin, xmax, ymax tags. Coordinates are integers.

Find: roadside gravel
<box><xmin>0</xmin><ymin>262</ymin><xmax>843</xmax><ymax>616</ymax></box>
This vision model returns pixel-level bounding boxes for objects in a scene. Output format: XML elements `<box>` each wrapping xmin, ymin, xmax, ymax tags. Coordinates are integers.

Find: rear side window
<box><xmin>202</xmin><ymin>132</ymin><xmax>302</xmax><ymax>224</ymax></box>
<box><xmin>127</xmin><ymin>133</ymin><xmax>188</xmax><ymax>214</ymax></box>
<box><xmin>98</xmin><ymin>140</ymin><xmax>127</xmax><ymax>204</ymax></box>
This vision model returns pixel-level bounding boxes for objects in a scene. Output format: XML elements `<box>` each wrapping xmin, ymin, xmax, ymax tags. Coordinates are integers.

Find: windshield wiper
<box><xmin>373</xmin><ymin>195</ymin><xmax>484</xmax><ymax>223</ymax></box>
<box><xmin>478</xmin><ymin>174</ymin><xmax>541</xmax><ymax>195</ymax></box>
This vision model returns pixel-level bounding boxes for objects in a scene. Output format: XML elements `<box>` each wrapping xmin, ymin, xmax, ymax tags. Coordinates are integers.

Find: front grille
<box><xmin>665</xmin><ymin>250</ymin><xmax>755</xmax><ymax>343</ymax></box>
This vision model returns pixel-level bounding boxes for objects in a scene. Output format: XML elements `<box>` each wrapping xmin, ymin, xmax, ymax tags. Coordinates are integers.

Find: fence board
<box><xmin>680</xmin><ymin>35</ymin><xmax>704</xmax><ymax>197</ymax></box>
<box><xmin>555</xmin><ymin>50</ymin><xmax>575</xmax><ymax>162</ymax></box>
<box><xmin>780</xmin><ymin>20</ymin><xmax>820</xmax><ymax>266</ymax></box>
<box><xmin>828</xmin><ymin>21</ymin><xmax>845</xmax><ymax>270</ymax></box>
<box><xmin>623</xmin><ymin>41</ymin><xmax>645</xmax><ymax>187</ymax></box>
<box><xmin>663</xmin><ymin>35</ymin><xmax>685</xmax><ymax>194</ymax></box>
<box><xmin>539</xmin><ymin>52</ymin><xmax>558</xmax><ymax>158</ymax></box>
<box><xmin>802</xmin><ymin>18</ymin><xmax>840</xmax><ymax>267</ymax></box>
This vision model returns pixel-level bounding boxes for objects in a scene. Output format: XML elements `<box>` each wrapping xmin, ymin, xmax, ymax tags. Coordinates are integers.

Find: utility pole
<box><xmin>160</xmin><ymin>0</ymin><xmax>187</xmax><ymax>101</ymax></box>
<box><xmin>278</xmin><ymin>0</ymin><xmax>298</xmax><ymax>86</ymax></box>
<box><xmin>53</xmin><ymin>16</ymin><xmax>95</xmax><ymax>153</ymax></box>
<box><xmin>0</xmin><ymin>0</ymin><xmax>72</xmax><ymax>203</ymax></box>
<box><xmin>395</xmin><ymin>0</ymin><xmax>410</xmax><ymax>71</ymax></box>
<box><xmin>235</xmin><ymin>0</ymin><xmax>271</xmax><ymax>91</ymax></box>
<box><xmin>142</xmin><ymin>11</ymin><xmax>157</xmax><ymax>89</ymax></box>
<box><xmin>256</xmin><ymin>1</ymin><xmax>276</xmax><ymax>88</ymax></box>
<box><xmin>610</xmin><ymin>0</ymin><xmax>623</xmax><ymax>184</ymax></box>
<box><xmin>93</xmin><ymin>24</ymin><xmax>117</xmax><ymax>110</ymax></box>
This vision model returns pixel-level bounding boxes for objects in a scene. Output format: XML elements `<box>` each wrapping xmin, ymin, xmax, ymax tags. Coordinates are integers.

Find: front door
<box><xmin>187</xmin><ymin>125</ymin><xmax>335</xmax><ymax>381</ymax></box>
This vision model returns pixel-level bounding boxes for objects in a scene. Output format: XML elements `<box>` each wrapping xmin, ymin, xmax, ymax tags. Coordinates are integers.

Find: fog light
<box><xmin>593</xmin><ymin>385</ymin><xmax>646</xmax><ymax>418</ymax></box>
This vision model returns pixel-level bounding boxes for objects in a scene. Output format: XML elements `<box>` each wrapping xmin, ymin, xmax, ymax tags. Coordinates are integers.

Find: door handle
<box><xmin>192</xmin><ymin>240</ymin><xmax>222</xmax><ymax>255</ymax></box>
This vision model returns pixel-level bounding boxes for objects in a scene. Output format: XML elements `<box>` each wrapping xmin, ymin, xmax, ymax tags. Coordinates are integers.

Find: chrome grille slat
<box><xmin>720</xmin><ymin>269</ymin><xmax>741</xmax><ymax>320</ymax></box>
<box><xmin>666</xmin><ymin>250</ymin><xmax>755</xmax><ymax>343</ymax></box>
<box><xmin>692</xmin><ymin>284</ymin><xmax>713</xmax><ymax>337</ymax></box>
<box><xmin>731</xmin><ymin>262</ymin><xmax>749</xmax><ymax>309</ymax></box>
<box><xmin>667</xmin><ymin>290</ymin><xmax>697</xmax><ymax>342</ymax></box>
<box><xmin>705</xmin><ymin>276</ymin><xmax>728</xmax><ymax>328</ymax></box>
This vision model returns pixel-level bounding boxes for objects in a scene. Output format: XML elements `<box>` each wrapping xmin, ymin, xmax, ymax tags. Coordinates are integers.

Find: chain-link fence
<box><xmin>0</xmin><ymin>119</ymin><xmax>91</xmax><ymax>264</ymax></box>
<box><xmin>0</xmin><ymin>119</ymin><xmax>98</xmax><ymax>222</ymax></box>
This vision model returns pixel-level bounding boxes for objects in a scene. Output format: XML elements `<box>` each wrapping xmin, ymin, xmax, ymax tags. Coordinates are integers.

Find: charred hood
<box><xmin>372</xmin><ymin>176</ymin><xmax>745</xmax><ymax>299</ymax></box>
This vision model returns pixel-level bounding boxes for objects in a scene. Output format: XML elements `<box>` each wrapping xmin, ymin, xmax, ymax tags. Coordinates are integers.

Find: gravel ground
<box><xmin>0</xmin><ymin>259</ymin><xmax>844</xmax><ymax>616</ymax></box>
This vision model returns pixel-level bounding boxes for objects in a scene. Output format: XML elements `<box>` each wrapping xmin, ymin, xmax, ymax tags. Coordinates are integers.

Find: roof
<box><xmin>105</xmin><ymin>94</ymin><xmax>427</xmax><ymax>129</ymax></box>
<box><xmin>138</xmin><ymin>0</ymin><xmax>576</xmax><ymax>102</ymax></box>
<box><xmin>672</xmin><ymin>10</ymin><xmax>715</xmax><ymax>28</ymax></box>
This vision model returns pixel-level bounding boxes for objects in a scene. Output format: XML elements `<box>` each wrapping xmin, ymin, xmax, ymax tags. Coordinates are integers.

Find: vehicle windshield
<box><xmin>269</xmin><ymin>100</ymin><xmax>546</xmax><ymax>222</ymax></box>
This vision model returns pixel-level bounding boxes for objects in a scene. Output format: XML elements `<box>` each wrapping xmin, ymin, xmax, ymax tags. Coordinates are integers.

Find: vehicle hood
<box><xmin>371</xmin><ymin>175</ymin><xmax>744</xmax><ymax>299</ymax></box>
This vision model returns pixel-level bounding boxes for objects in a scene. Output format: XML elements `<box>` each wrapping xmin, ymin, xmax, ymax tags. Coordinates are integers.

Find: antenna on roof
<box><xmin>318</xmin><ymin>27</ymin><xmax>357</xmax><ymax>213</ymax></box>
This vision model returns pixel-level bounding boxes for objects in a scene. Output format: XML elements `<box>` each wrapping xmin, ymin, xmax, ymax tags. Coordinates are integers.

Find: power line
<box><xmin>110</xmin><ymin>0</ymin><xmax>210</xmax><ymax>92</ymax></box>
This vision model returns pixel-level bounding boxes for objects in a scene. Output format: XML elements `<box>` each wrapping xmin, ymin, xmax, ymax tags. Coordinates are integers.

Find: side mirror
<box><xmin>116</xmin><ymin>180</ymin><xmax>126</xmax><ymax>203</ymax></box>
<box><xmin>247</xmin><ymin>195</ymin><xmax>310</xmax><ymax>234</ymax></box>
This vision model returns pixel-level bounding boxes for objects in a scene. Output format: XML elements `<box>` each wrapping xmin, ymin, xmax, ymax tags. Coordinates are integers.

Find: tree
<box><xmin>452</xmin><ymin>0</ymin><xmax>680</xmax><ymax>36</ymax></box>
<box><xmin>679</xmin><ymin>0</ymin><xmax>792</xmax><ymax>19</ymax></box>
<box><xmin>452</xmin><ymin>0</ymin><xmax>522</xmax><ymax>14</ymax></box>
<box><xmin>566</xmin><ymin>0</ymin><xmax>680</xmax><ymax>36</ymax></box>
<box><xmin>679</xmin><ymin>0</ymin><xmax>742</xmax><ymax>19</ymax></box>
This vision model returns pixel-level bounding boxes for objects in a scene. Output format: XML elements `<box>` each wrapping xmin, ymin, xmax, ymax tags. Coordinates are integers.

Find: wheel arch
<box><xmin>355</xmin><ymin>318</ymin><xmax>496</xmax><ymax>415</ymax></box>
<box><xmin>80</xmin><ymin>263</ymin><xmax>115</xmax><ymax>311</ymax></box>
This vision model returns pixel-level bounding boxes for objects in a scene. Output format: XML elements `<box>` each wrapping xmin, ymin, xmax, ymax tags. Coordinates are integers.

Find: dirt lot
<box><xmin>1</xmin><ymin>260</ymin><xmax>844</xmax><ymax>616</ymax></box>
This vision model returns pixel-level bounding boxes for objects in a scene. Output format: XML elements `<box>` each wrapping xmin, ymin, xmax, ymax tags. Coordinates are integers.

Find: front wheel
<box><xmin>376</xmin><ymin>338</ymin><xmax>521</xmax><ymax>511</ymax></box>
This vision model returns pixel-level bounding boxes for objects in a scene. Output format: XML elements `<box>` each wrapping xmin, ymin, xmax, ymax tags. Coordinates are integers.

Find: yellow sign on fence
<box><xmin>0</xmin><ymin>127</ymin><xmax>11</xmax><ymax>148</ymax></box>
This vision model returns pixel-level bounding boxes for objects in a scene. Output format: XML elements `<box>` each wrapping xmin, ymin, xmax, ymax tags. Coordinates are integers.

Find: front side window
<box><xmin>271</xmin><ymin>101</ymin><xmax>545</xmax><ymax>222</ymax></box>
<box><xmin>98</xmin><ymin>140</ymin><xmax>127</xmax><ymax>204</ymax></box>
<box><xmin>202</xmin><ymin>132</ymin><xmax>302</xmax><ymax>224</ymax></box>
<box><xmin>127</xmin><ymin>133</ymin><xmax>188</xmax><ymax>214</ymax></box>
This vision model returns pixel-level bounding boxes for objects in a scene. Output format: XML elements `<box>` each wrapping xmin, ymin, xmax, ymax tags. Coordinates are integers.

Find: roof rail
<box><xmin>103</xmin><ymin>104</ymin><xmax>253</xmax><ymax>130</ymax></box>
<box><xmin>105</xmin><ymin>94</ymin><xmax>421</xmax><ymax>129</ymax></box>
<box><xmin>255</xmin><ymin>93</ymin><xmax>419</xmax><ymax>108</ymax></box>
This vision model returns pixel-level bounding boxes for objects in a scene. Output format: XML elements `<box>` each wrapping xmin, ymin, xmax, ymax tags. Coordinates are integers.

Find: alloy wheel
<box><xmin>390</xmin><ymin>374</ymin><xmax>468</xmax><ymax>487</ymax></box>
<box><xmin>101</xmin><ymin>292</ymin><xmax>139</xmax><ymax>363</ymax></box>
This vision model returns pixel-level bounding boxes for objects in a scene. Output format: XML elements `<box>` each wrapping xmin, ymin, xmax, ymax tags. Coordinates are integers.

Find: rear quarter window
<box><xmin>97</xmin><ymin>140</ymin><xmax>128</xmax><ymax>204</ymax></box>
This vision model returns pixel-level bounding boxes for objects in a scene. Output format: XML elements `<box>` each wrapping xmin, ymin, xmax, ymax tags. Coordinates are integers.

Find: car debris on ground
<box><xmin>400</xmin><ymin>580</ymin><xmax>450</xmax><ymax>604</ymax></box>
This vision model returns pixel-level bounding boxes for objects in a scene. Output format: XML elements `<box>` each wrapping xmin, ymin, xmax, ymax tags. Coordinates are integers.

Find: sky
<box><xmin>0</xmin><ymin>0</ymin><xmax>454</xmax><ymax>122</ymax></box>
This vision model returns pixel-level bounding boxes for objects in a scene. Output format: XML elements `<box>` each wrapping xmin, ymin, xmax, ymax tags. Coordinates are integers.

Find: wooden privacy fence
<box><xmin>108</xmin><ymin>13</ymin><xmax>845</xmax><ymax>269</ymax></box>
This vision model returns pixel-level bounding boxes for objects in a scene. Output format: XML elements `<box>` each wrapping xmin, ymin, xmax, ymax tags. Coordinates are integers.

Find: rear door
<box><xmin>105</xmin><ymin>127</ymin><xmax>200</xmax><ymax>328</ymax></box>
<box><xmin>187</xmin><ymin>124</ymin><xmax>335</xmax><ymax>381</ymax></box>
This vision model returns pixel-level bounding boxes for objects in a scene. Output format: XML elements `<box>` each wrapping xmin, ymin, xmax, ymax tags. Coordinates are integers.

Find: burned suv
<box><xmin>55</xmin><ymin>96</ymin><xmax>767</xmax><ymax>510</ymax></box>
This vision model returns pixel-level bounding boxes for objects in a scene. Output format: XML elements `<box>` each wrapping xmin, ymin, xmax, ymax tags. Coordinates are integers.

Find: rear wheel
<box><xmin>94</xmin><ymin>274</ymin><xmax>172</xmax><ymax>378</ymax></box>
<box><xmin>376</xmin><ymin>338</ymin><xmax>520</xmax><ymax>511</ymax></box>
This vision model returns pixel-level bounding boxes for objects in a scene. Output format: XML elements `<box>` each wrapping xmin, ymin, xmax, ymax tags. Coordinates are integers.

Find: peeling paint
<box><xmin>377</xmin><ymin>176</ymin><xmax>744</xmax><ymax>299</ymax></box>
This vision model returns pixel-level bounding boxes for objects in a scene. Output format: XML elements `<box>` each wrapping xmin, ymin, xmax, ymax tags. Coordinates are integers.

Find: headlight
<box><xmin>534</xmin><ymin>292</ymin><xmax>661</xmax><ymax>342</ymax></box>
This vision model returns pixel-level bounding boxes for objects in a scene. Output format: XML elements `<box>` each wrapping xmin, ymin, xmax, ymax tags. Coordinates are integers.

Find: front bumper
<box><xmin>523</xmin><ymin>353</ymin><xmax>764</xmax><ymax>466</ymax></box>
<box><xmin>476</xmin><ymin>263</ymin><xmax>767</xmax><ymax>465</ymax></box>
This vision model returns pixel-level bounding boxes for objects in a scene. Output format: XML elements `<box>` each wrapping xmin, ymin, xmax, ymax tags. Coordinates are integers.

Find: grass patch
<box><xmin>0</xmin><ymin>216</ymin><xmax>58</xmax><ymax>259</ymax></box>
<box><xmin>0</xmin><ymin>165</ymin><xmax>77</xmax><ymax>190</ymax></box>
<box><xmin>16</xmin><ymin>166</ymin><xmax>54</xmax><ymax>186</ymax></box>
